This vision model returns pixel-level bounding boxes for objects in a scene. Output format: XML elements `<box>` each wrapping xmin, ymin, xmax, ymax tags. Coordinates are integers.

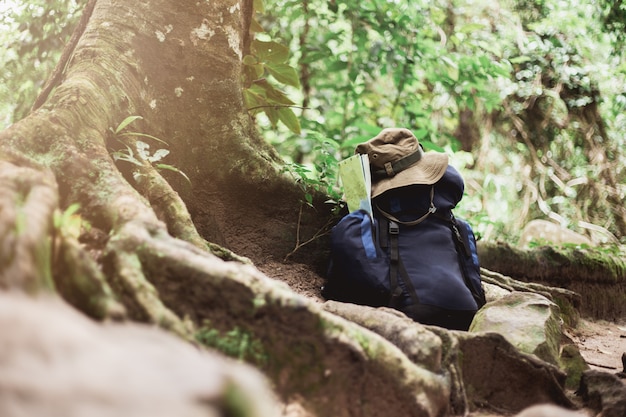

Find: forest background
<box><xmin>1</xmin><ymin>0</ymin><xmax>625</xmax><ymax>244</ymax></box>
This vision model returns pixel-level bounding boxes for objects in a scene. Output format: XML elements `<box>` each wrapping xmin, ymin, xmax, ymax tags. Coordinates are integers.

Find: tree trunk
<box><xmin>0</xmin><ymin>1</ymin><xmax>449</xmax><ymax>415</ymax></box>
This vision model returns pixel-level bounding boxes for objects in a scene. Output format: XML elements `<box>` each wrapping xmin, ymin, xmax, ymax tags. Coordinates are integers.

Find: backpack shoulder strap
<box><xmin>379</xmin><ymin>216</ymin><xmax>420</xmax><ymax>308</ymax></box>
<box><xmin>450</xmin><ymin>215</ymin><xmax>471</xmax><ymax>256</ymax></box>
<box><xmin>449</xmin><ymin>215</ymin><xmax>486</xmax><ymax>307</ymax></box>
<box><xmin>375</xmin><ymin>186</ymin><xmax>436</xmax><ymax>226</ymax></box>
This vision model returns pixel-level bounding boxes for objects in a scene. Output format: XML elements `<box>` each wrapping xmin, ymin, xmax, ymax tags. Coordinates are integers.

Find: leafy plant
<box><xmin>243</xmin><ymin>0</ymin><xmax>302</xmax><ymax>134</ymax></box>
<box><xmin>0</xmin><ymin>0</ymin><xmax>85</xmax><ymax>127</ymax></box>
<box><xmin>109</xmin><ymin>115</ymin><xmax>190</xmax><ymax>183</ymax></box>
<box><xmin>259</xmin><ymin>0</ymin><xmax>626</xmax><ymax>242</ymax></box>
<box><xmin>53</xmin><ymin>203</ymin><xmax>87</xmax><ymax>239</ymax></box>
<box><xmin>281</xmin><ymin>137</ymin><xmax>344</xmax><ymax>260</ymax></box>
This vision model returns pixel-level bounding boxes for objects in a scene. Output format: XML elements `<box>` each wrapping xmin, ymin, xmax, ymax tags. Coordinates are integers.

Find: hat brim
<box><xmin>371</xmin><ymin>152</ymin><xmax>449</xmax><ymax>198</ymax></box>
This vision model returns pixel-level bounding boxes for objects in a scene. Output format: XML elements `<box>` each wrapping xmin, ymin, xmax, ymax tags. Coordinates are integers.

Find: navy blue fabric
<box><xmin>322</xmin><ymin>210</ymin><xmax>391</xmax><ymax>307</ymax></box>
<box><xmin>382</xmin><ymin>217</ymin><xmax>478</xmax><ymax>311</ymax></box>
<box><xmin>323</xmin><ymin>165</ymin><xmax>486</xmax><ymax>328</ymax></box>
<box><xmin>377</xmin><ymin>166</ymin><xmax>464</xmax><ymax>217</ymax></box>
<box><xmin>454</xmin><ymin>217</ymin><xmax>486</xmax><ymax>307</ymax></box>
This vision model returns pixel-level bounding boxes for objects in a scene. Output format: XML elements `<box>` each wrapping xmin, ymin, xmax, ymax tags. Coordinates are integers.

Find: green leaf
<box><xmin>243</xmin><ymin>88</ymin><xmax>266</xmax><ymax>110</ymax></box>
<box><xmin>277</xmin><ymin>107</ymin><xmax>301</xmax><ymax>134</ymax></box>
<box><xmin>114</xmin><ymin>115</ymin><xmax>142</xmax><ymax>134</ymax></box>
<box><xmin>54</xmin><ymin>203</ymin><xmax>81</xmax><ymax>229</ymax></box>
<box><xmin>252</xmin><ymin>40</ymin><xmax>289</xmax><ymax>64</ymax></box>
<box><xmin>250</xmin><ymin>17</ymin><xmax>264</xmax><ymax>33</ymax></box>
<box><xmin>421</xmin><ymin>141</ymin><xmax>445</xmax><ymax>152</ymax></box>
<box><xmin>264</xmin><ymin>106</ymin><xmax>279</xmax><ymax>126</ymax></box>
<box><xmin>327</xmin><ymin>60</ymin><xmax>349</xmax><ymax>72</ymax></box>
<box><xmin>341</xmin><ymin>135</ymin><xmax>372</xmax><ymax>149</ymax></box>
<box><xmin>509</xmin><ymin>56</ymin><xmax>532</xmax><ymax>64</ymax></box>
<box><xmin>253</xmin><ymin>0</ymin><xmax>264</xmax><ymax>13</ymax></box>
<box><xmin>255</xmin><ymin>80</ymin><xmax>295</xmax><ymax>105</ymax></box>
<box><xmin>354</xmin><ymin>122</ymin><xmax>382</xmax><ymax>135</ymax></box>
<box><xmin>253</xmin><ymin>63</ymin><xmax>265</xmax><ymax>79</ymax></box>
<box><xmin>457</xmin><ymin>23</ymin><xmax>486</xmax><ymax>33</ymax></box>
<box><xmin>156</xmin><ymin>163</ymin><xmax>191</xmax><ymax>184</ymax></box>
<box><xmin>413</xmin><ymin>128</ymin><xmax>429</xmax><ymax>139</ymax></box>
<box><xmin>242</xmin><ymin>55</ymin><xmax>257</xmax><ymax>66</ymax></box>
<box><xmin>266</xmin><ymin>63</ymin><xmax>301</xmax><ymax>87</ymax></box>
<box><xmin>440</xmin><ymin>56</ymin><xmax>457</xmax><ymax>69</ymax></box>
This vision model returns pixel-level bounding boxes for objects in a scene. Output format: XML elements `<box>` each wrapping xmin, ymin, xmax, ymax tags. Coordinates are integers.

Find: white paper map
<box><xmin>338</xmin><ymin>153</ymin><xmax>372</xmax><ymax>215</ymax></box>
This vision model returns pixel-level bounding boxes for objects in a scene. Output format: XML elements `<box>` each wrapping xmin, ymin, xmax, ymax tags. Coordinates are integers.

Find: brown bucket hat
<box><xmin>355</xmin><ymin>127</ymin><xmax>449</xmax><ymax>198</ymax></box>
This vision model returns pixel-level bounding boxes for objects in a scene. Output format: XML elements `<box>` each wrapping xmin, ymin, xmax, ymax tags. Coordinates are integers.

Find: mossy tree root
<box><xmin>0</xmin><ymin>161</ymin><xmax>57</xmax><ymax>293</ymax></box>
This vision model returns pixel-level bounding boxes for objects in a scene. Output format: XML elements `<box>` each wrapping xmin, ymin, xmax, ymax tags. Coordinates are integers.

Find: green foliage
<box><xmin>258</xmin><ymin>0</ymin><xmax>514</xmax><ymax>212</ymax></box>
<box><xmin>601</xmin><ymin>0</ymin><xmax>626</xmax><ymax>50</ymax></box>
<box><xmin>243</xmin><ymin>1</ymin><xmax>302</xmax><ymax>134</ymax></box>
<box><xmin>0</xmin><ymin>0</ymin><xmax>84</xmax><ymax>127</ymax></box>
<box><xmin>281</xmin><ymin>134</ymin><xmax>342</xmax><ymax>209</ymax></box>
<box><xmin>263</xmin><ymin>0</ymin><xmax>509</xmax><ymax>150</ymax></box>
<box><xmin>109</xmin><ymin>116</ymin><xmax>190</xmax><ymax>184</ymax></box>
<box><xmin>259</xmin><ymin>0</ymin><xmax>626</xmax><ymax>242</ymax></box>
<box><xmin>53</xmin><ymin>203</ymin><xmax>84</xmax><ymax>237</ymax></box>
<box><xmin>195</xmin><ymin>323</ymin><xmax>268</xmax><ymax>367</ymax></box>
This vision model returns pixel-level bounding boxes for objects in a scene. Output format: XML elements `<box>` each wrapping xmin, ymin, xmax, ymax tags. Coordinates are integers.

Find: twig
<box><xmin>284</xmin><ymin>204</ymin><xmax>333</xmax><ymax>261</ymax></box>
<box><xmin>247</xmin><ymin>104</ymin><xmax>309</xmax><ymax>111</ymax></box>
<box><xmin>586</xmin><ymin>361</ymin><xmax>617</xmax><ymax>370</ymax></box>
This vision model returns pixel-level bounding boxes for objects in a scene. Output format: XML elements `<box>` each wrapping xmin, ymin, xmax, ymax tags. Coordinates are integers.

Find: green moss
<box><xmin>548</xmin><ymin>245</ymin><xmax>626</xmax><ymax>283</ymax></box>
<box><xmin>352</xmin><ymin>328</ymin><xmax>374</xmax><ymax>356</ymax></box>
<box><xmin>559</xmin><ymin>344</ymin><xmax>589</xmax><ymax>390</ymax></box>
<box><xmin>553</xmin><ymin>296</ymin><xmax>579</xmax><ymax>327</ymax></box>
<box><xmin>221</xmin><ymin>382</ymin><xmax>255</xmax><ymax>417</ymax></box>
<box><xmin>195</xmin><ymin>322</ymin><xmax>268</xmax><ymax>367</ymax></box>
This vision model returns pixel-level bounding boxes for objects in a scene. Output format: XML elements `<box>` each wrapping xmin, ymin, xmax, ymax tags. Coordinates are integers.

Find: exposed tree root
<box><xmin>53</xmin><ymin>233</ymin><xmax>126</xmax><ymax>320</ymax></box>
<box><xmin>0</xmin><ymin>161</ymin><xmax>57</xmax><ymax>293</ymax></box>
<box><xmin>101</xmin><ymin>219</ymin><xmax>195</xmax><ymax>338</ymax></box>
<box><xmin>481</xmin><ymin>267</ymin><xmax>581</xmax><ymax>305</ymax></box>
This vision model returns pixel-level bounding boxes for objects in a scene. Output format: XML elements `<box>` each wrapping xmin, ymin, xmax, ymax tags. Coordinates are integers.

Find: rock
<box><xmin>469</xmin><ymin>291</ymin><xmax>562</xmax><ymax>365</ymax></box>
<box><xmin>483</xmin><ymin>281</ymin><xmax>512</xmax><ymax>302</ymax></box>
<box><xmin>479</xmin><ymin>268</ymin><xmax>581</xmax><ymax>327</ymax></box>
<box><xmin>578</xmin><ymin>370</ymin><xmax>626</xmax><ymax>417</ymax></box>
<box><xmin>559</xmin><ymin>343</ymin><xmax>590</xmax><ymax>390</ymax></box>
<box><xmin>0</xmin><ymin>292</ymin><xmax>280</xmax><ymax>417</ymax></box>
<box><xmin>514</xmin><ymin>403</ymin><xmax>586</xmax><ymax>416</ymax></box>
<box><xmin>453</xmin><ymin>331</ymin><xmax>572</xmax><ymax>414</ymax></box>
<box><xmin>519</xmin><ymin>219</ymin><xmax>593</xmax><ymax>247</ymax></box>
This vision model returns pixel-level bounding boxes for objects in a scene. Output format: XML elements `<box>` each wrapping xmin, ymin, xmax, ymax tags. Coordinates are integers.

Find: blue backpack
<box><xmin>322</xmin><ymin>166</ymin><xmax>486</xmax><ymax>329</ymax></box>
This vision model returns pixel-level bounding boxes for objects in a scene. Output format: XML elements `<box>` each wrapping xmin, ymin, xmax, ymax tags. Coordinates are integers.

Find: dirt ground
<box><xmin>257</xmin><ymin>259</ymin><xmax>626</xmax><ymax>416</ymax></box>
<box><xmin>568</xmin><ymin>318</ymin><xmax>626</xmax><ymax>373</ymax></box>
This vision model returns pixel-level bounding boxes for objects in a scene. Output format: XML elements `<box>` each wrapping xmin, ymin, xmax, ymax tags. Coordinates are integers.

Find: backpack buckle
<box><xmin>389</xmin><ymin>220</ymin><xmax>399</xmax><ymax>235</ymax></box>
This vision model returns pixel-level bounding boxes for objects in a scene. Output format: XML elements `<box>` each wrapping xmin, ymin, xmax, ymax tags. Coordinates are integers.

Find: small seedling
<box><xmin>109</xmin><ymin>116</ymin><xmax>190</xmax><ymax>183</ymax></box>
